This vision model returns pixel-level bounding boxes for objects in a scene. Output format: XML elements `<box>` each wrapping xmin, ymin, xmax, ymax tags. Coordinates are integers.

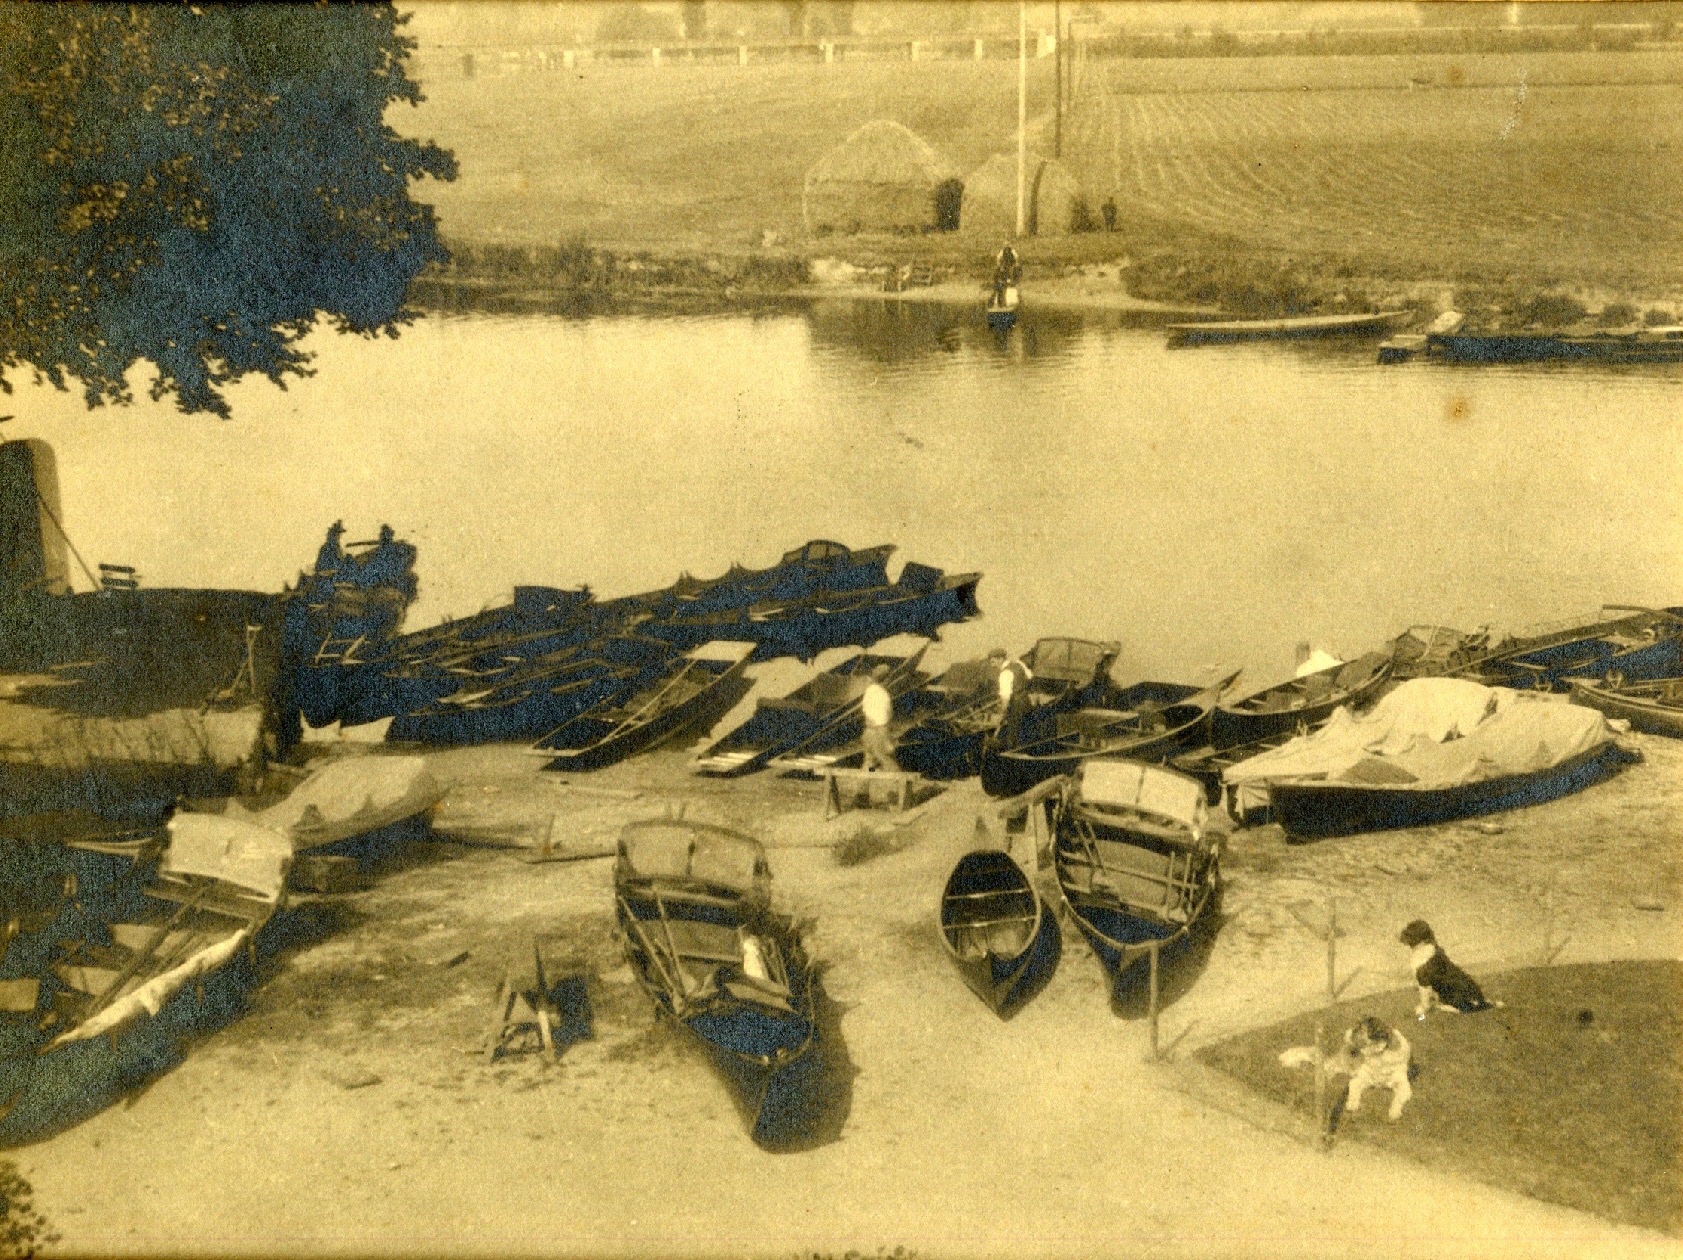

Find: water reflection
<box><xmin>11</xmin><ymin>300</ymin><xmax>1680</xmax><ymax>691</ymax></box>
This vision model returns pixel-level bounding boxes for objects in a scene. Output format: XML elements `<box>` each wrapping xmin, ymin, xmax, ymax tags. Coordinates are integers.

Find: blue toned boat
<box><xmin>938</xmin><ymin>849</ymin><xmax>1060</xmax><ymax>1019</ymax></box>
<box><xmin>533</xmin><ymin>641</ymin><xmax>756</xmax><ymax>771</ymax></box>
<box><xmin>979</xmin><ymin>673</ymin><xmax>1237</xmax><ymax>800</ymax></box>
<box><xmin>613</xmin><ymin>819</ymin><xmax>817</xmax><ymax>1139</ymax></box>
<box><xmin>1461</xmin><ymin>606</ymin><xmax>1683</xmax><ymax>691</ymax></box>
<box><xmin>693</xmin><ymin>645</ymin><xmax>929</xmax><ymax>777</ymax></box>
<box><xmin>1051</xmin><ymin>760</ymin><xmax>1221</xmax><ymax>997</ymax></box>
<box><xmin>895</xmin><ymin>637</ymin><xmax>1120</xmax><ymax>781</ymax></box>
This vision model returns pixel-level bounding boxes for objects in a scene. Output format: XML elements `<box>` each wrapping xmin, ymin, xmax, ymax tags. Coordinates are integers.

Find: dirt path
<box><xmin>18</xmin><ymin>735</ymin><xmax>1683</xmax><ymax>1258</ymax></box>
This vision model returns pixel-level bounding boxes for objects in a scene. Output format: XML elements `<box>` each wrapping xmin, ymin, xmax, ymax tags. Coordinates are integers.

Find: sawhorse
<box><xmin>823</xmin><ymin>768</ymin><xmax>920</xmax><ymax>819</ymax></box>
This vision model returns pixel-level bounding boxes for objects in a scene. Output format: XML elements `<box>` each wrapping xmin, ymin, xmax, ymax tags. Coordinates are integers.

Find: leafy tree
<box><xmin>0</xmin><ymin>2</ymin><xmax>455</xmax><ymax>419</ymax></box>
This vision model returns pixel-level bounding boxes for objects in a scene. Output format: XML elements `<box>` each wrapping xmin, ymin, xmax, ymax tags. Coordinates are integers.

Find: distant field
<box><xmin>1064</xmin><ymin>75</ymin><xmax>1683</xmax><ymax>287</ymax></box>
<box><xmin>406</xmin><ymin>60</ymin><xmax>1053</xmax><ymax>250</ymax></box>
<box><xmin>403</xmin><ymin>49</ymin><xmax>1683</xmax><ymax>290</ymax></box>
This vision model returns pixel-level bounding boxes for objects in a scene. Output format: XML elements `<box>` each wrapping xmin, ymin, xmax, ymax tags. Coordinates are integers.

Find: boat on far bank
<box><xmin>1380</xmin><ymin>312</ymin><xmax>1683</xmax><ymax>365</ymax></box>
<box><xmin>1167</xmin><ymin>310</ymin><xmax>1405</xmax><ymax>347</ymax></box>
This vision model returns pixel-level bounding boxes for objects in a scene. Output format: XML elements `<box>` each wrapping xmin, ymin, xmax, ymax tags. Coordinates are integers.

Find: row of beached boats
<box><xmin>615</xmin><ymin>758</ymin><xmax>1223</xmax><ymax>1139</ymax></box>
<box><xmin>523</xmin><ymin>603</ymin><xmax>1682</xmax><ymax>842</ymax></box>
<box><xmin>289</xmin><ymin>537</ymin><xmax>982</xmax><ymax>749</ymax></box>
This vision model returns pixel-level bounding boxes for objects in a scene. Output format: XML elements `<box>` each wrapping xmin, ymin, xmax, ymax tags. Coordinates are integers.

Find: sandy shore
<box><xmin>17</xmin><ymin>730</ymin><xmax>1683</xmax><ymax>1259</ymax></box>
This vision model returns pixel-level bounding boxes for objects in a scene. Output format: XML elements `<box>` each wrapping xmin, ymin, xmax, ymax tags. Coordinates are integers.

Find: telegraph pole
<box><xmin>1016</xmin><ymin>0</ymin><xmax>1027</xmax><ymax>237</ymax></box>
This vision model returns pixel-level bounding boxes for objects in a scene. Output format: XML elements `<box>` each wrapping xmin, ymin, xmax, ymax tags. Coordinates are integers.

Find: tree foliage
<box><xmin>0</xmin><ymin>2</ymin><xmax>456</xmax><ymax>418</ymax></box>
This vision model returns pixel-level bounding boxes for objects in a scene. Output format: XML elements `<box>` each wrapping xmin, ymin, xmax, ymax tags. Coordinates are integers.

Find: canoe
<box><xmin>1224</xmin><ymin>678</ymin><xmax>1637</xmax><ymax>840</ymax></box>
<box><xmin>0</xmin><ymin>814</ymin><xmax>291</xmax><ymax>1143</ymax></box>
<box><xmin>1211</xmin><ymin>651</ymin><xmax>1393</xmax><ymax>748</ymax></box>
<box><xmin>613</xmin><ymin>819</ymin><xmax>816</xmax><ymax>1136</ymax></box>
<box><xmin>979</xmin><ymin>674</ymin><xmax>1236</xmax><ymax>800</ymax></box>
<box><xmin>1565</xmin><ymin>676</ymin><xmax>1683</xmax><ymax>739</ymax></box>
<box><xmin>1459</xmin><ymin>606</ymin><xmax>1683</xmax><ymax>691</ymax></box>
<box><xmin>694</xmin><ymin>645</ymin><xmax>930</xmax><ymax>777</ymax></box>
<box><xmin>895</xmin><ymin>637</ymin><xmax>1120</xmax><ymax>781</ymax></box>
<box><xmin>1051</xmin><ymin>760</ymin><xmax>1221</xmax><ymax>995</ymax></box>
<box><xmin>938</xmin><ymin>849</ymin><xmax>1060</xmax><ymax>1018</ymax></box>
<box><xmin>1166</xmin><ymin>311</ymin><xmax>1405</xmax><ymax>346</ymax></box>
<box><xmin>533</xmin><ymin>641</ymin><xmax>756</xmax><ymax>771</ymax></box>
<box><xmin>1420</xmin><ymin>326</ymin><xmax>1683</xmax><ymax>364</ymax></box>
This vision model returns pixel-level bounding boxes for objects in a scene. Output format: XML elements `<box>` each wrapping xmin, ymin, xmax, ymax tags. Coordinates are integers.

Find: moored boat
<box><xmin>1418</xmin><ymin>325</ymin><xmax>1683</xmax><ymax>364</ymax></box>
<box><xmin>533</xmin><ymin>641</ymin><xmax>756</xmax><ymax>771</ymax></box>
<box><xmin>1050</xmin><ymin>760</ymin><xmax>1221</xmax><ymax>996</ymax></box>
<box><xmin>0</xmin><ymin>813</ymin><xmax>291</xmax><ymax>1143</ymax></box>
<box><xmin>938</xmin><ymin>849</ymin><xmax>1060</xmax><ymax>1018</ymax></box>
<box><xmin>1565</xmin><ymin>675</ymin><xmax>1683</xmax><ymax>739</ymax></box>
<box><xmin>895</xmin><ymin>637</ymin><xmax>1120</xmax><ymax>781</ymax></box>
<box><xmin>1167</xmin><ymin>310</ymin><xmax>1405</xmax><ymax>346</ymax></box>
<box><xmin>613</xmin><ymin>818</ymin><xmax>817</xmax><ymax>1138</ymax></box>
<box><xmin>1460</xmin><ymin>606</ymin><xmax>1683</xmax><ymax>691</ymax></box>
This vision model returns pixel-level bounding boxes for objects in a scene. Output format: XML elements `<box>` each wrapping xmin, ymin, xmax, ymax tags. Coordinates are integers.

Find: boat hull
<box><xmin>1268</xmin><ymin>739</ymin><xmax>1635</xmax><ymax>840</ymax></box>
<box><xmin>1565</xmin><ymin>679</ymin><xmax>1683</xmax><ymax>739</ymax></box>
<box><xmin>939</xmin><ymin>850</ymin><xmax>1061</xmax><ymax>1019</ymax></box>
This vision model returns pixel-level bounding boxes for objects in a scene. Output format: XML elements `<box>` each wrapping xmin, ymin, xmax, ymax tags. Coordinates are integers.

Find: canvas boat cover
<box><xmin>619</xmin><ymin>821</ymin><xmax>768</xmax><ymax>895</ymax></box>
<box><xmin>227</xmin><ymin>754</ymin><xmax>444</xmax><ymax>852</ymax></box>
<box><xmin>1223</xmin><ymin>678</ymin><xmax>1619</xmax><ymax>793</ymax></box>
<box><xmin>1077</xmin><ymin>760</ymin><xmax>1208</xmax><ymax>835</ymax></box>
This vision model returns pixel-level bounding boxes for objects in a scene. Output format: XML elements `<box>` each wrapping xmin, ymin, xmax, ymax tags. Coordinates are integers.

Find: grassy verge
<box><xmin>1196</xmin><ymin>961</ymin><xmax>1683</xmax><ymax>1237</ymax></box>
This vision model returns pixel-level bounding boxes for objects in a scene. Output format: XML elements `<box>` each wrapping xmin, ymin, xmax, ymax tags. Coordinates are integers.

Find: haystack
<box><xmin>803</xmin><ymin>120</ymin><xmax>961</xmax><ymax>235</ymax></box>
<box><xmin>962</xmin><ymin>154</ymin><xmax>1086</xmax><ymax>236</ymax></box>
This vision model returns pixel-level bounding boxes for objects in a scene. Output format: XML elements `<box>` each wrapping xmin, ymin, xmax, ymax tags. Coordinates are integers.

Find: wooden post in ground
<box><xmin>1325</xmin><ymin>899</ymin><xmax>1338</xmax><ymax>1003</ymax></box>
<box><xmin>1147</xmin><ymin>941</ymin><xmax>1162</xmax><ymax>1060</ymax></box>
<box><xmin>1313</xmin><ymin>1018</ymin><xmax>1329</xmax><ymax>1146</ymax></box>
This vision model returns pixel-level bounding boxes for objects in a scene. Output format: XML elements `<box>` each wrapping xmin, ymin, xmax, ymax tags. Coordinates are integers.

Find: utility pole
<box><xmin>1054</xmin><ymin>0</ymin><xmax>1063</xmax><ymax>159</ymax></box>
<box><xmin>1016</xmin><ymin>0</ymin><xmax>1027</xmax><ymax>238</ymax></box>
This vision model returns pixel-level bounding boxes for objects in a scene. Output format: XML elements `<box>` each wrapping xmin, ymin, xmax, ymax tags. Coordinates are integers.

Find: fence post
<box><xmin>974</xmin><ymin>37</ymin><xmax>986</xmax><ymax>60</ymax></box>
<box><xmin>738</xmin><ymin>45</ymin><xmax>749</xmax><ymax>66</ymax></box>
<box><xmin>1147</xmin><ymin>941</ymin><xmax>1161</xmax><ymax>1060</ymax></box>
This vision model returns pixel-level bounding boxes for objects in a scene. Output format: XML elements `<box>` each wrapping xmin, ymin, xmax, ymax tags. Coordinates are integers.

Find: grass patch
<box><xmin>832</xmin><ymin>824</ymin><xmax>907</xmax><ymax>867</ymax></box>
<box><xmin>1197</xmin><ymin>961</ymin><xmax>1682</xmax><ymax>1236</ymax></box>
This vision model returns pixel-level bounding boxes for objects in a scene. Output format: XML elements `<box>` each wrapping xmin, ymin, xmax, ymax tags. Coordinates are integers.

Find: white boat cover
<box><xmin>1223</xmin><ymin>678</ymin><xmax>1619</xmax><ymax>794</ymax></box>
<box><xmin>1078</xmin><ymin>759</ymin><xmax>1208</xmax><ymax>835</ymax></box>
<box><xmin>49</xmin><ymin>814</ymin><xmax>291</xmax><ymax>1048</ymax></box>
<box><xmin>226</xmin><ymin>754</ymin><xmax>444</xmax><ymax>852</ymax></box>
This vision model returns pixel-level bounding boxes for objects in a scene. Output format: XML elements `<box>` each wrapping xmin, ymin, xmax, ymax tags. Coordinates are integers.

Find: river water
<box><xmin>15</xmin><ymin>300</ymin><xmax>1682</xmax><ymax>690</ymax></box>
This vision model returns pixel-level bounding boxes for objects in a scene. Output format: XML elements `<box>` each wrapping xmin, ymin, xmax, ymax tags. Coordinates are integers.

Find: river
<box><xmin>14</xmin><ymin>299</ymin><xmax>1682</xmax><ymax>690</ymax></box>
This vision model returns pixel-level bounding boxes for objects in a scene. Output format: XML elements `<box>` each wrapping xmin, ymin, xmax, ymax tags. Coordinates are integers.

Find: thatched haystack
<box><xmin>962</xmin><ymin>154</ymin><xmax>1087</xmax><ymax>235</ymax></box>
<box><xmin>803</xmin><ymin>120</ymin><xmax>961</xmax><ymax>236</ymax></box>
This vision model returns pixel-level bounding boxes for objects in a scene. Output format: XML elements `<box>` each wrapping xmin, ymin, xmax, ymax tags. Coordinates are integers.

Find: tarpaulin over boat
<box><xmin>1223</xmin><ymin>678</ymin><xmax>1620</xmax><ymax>795</ymax></box>
<box><xmin>226</xmin><ymin>754</ymin><xmax>444</xmax><ymax>852</ymax></box>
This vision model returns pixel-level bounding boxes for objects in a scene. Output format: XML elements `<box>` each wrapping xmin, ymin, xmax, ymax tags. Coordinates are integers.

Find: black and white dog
<box><xmin>1399</xmin><ymin>919</ymin><xmax>1503</xmax><ymax>1018</ymax></box>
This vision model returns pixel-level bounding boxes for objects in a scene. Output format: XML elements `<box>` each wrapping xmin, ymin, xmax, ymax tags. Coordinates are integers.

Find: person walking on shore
<box><xmin>861</xmin><ymin>664</ymin><xmax>898</xmax><ymax>772</ymax></box>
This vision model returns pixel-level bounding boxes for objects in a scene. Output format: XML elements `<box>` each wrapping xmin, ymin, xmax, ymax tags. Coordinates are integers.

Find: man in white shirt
<box><xmin>861</xmin><ymin>664</ymin><xmax>897</xmax><ymax>772</ymax></box>
<box><xmin>996</xmin><ymin>652</ymin><xmax>1033</xmax><ymax>747</ymax></box>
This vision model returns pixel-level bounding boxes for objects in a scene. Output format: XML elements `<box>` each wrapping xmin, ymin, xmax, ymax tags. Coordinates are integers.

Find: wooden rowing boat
<box><xmin>979</xmin><ymin>673</ymin><xmax>1237</xmax><ymax>800</ymax></box>
<box><xmin>895</xmin><ymin>638</ymin><xmax>1120</xmax><ymax>781</ymax></box>
<box><xmin>1050</xmin><ymin>760</ymin><xmax>1220</xmax><ymax>996</ymax></box>
<box><xmin>1565</xmin><ymin>676</ymin><xmax>1683</xmax><ymax>739</ymax></box>
<box><xmin>694</xmin><ymin>645</ymin><xmax>929</xmax><ymax>777</ymax></box>
<box><xmin>533</xmin><ymin>641</ymin><xmax>756</xmax><ymax>770</ymax></box>
<box><xmin>938</xmin><ymin>849</ymin><xmax>1060</xmax><ymax>1019</ymax></box>
<box><xmin>613</xmin><ymin>819</ymin><xmax>816</xmax><ymax>1137</ymax></box>
<box><xmin>1211</xmin><ymin>651</ymin><xmax>1393</xmax><ymax>748</ymax></box>
<box><xmin>1166</xmin><ymin>311</ymin><xmax>1405</xmax><ymax>346</ymax></box>
<box><xmin>0</xmin><ymin>814</ymin><xmax>291</xmax><ymax>1143</ymax></box>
